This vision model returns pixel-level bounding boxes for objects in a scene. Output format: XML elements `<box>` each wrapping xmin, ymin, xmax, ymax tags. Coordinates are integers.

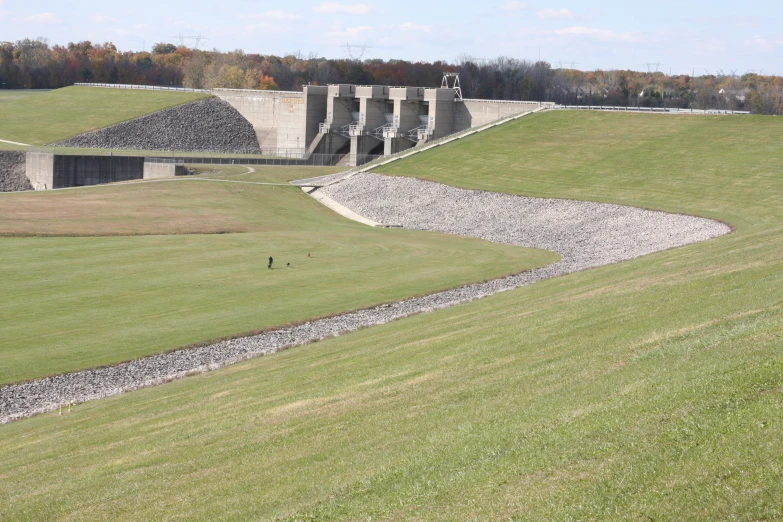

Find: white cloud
<box><xmin>734</xmin><ymin>16</ymin><xmax>764</xmax><ymax>29</ymax></box>
<box><xmin>554</xmin><ymin>26</ymin><xmax>635</xmax><ymax>42</ymax></box>
<box><xmin>537</xmin><ymin>8</ymin><xmax>576</xmax><ymax>19</ymax></box>
<box><xmin>500</xmin><ymin>1</ymin><xmax>527</xmax><ymax>11</ymax></box>
<box><xmin>400</xmin><ymin>22</ymin><xmax>431</xmax><ymax>33</ymax></box>
<box><xmin>90</xmin><ymin>14</ymin><xmax>119</xmax><ymax>24</ymax></box>
<box><xmin>246</xmin><ymin>10</ymin><xmax>300</xmax><ymax>21</ymax></box>
<box><xmin>24</xmin><ymin>12</ymin><xmax>61</xmax><ymax>24</ymax></box>
<box><xmin>324</xmin><ymin>25</ymin><xmax>373</xmax><ymax>38</ymax></box>
<box><xmin>743</xmin><ymin>35</ymin><xmax>783</xmax><ymax>52</ymax></box>
<box><xmin>113</xmin><ymin>29</ymin><xmax>137</xmax><ymax>37</ymax></box>
<box><xmin>315</xmin><ymin>3</ymin><xmax>379</xmax><ymax>15</ymax></box>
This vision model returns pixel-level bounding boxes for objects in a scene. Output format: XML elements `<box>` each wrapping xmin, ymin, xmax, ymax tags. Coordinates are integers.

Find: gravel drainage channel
<box><xmin>0</xmin><ymin>174</ymin><xmax>731</xmax><ymax>423</ymax></box>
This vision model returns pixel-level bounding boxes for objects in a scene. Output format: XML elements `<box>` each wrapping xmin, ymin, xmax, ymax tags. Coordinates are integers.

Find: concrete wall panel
<box><xmin>143</xmin><ymin>162</ymin><xmax>185</xmax><ymax>179</ymax></box>
<box><xmin>459</xmin><ymin>100</ymin><xmax>542</xmax><ymax>129</ymax></box>
<box><xmin>304</xmin><ymin>86</ymin><xmax>328</xmax><ymax>146</ymax></box>
<box><xmin>25</xmin><ymin>152</ymin><xmax>54</xmax><ymax>190</ymax></box>
<box><xmin>214</xmin><ymin>89</ymin><xmax>317</xmax><ymax>154</ymax></box>
<box><xmin>53</xmin><ymin>156</ymin><xmax>144</xmax><ymax>188</ymax></box>
<box><xmin>394</xmin><ymin>100</ymin><xmax>421</xmax><ymax>132</ymax></box>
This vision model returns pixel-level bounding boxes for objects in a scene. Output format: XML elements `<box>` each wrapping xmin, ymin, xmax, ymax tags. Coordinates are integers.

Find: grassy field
<box><xmin>0</xmin><ymin>89</ymin><xmax>50</xmax><ymax>105</ymax></box>
<box><xmin>0</xmin><ymin>86</ymin><xmax>210</xmax><ymax>146</ymax></box>
<box><xmin>0</xmin><ymin>165</ymin><xmax>554</xmax><ymax>384</ymax></box>
<box><xmin>1</xmin><ymin>112</ymin><xmax>782</xmax><ymax>519</ymax></box>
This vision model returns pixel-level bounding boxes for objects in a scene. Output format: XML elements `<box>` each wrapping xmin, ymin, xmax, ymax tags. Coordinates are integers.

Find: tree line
<box><xmin>2</xmin><ymin>38</ymin><xmax>781</xmax><ymax>114</ymax></box>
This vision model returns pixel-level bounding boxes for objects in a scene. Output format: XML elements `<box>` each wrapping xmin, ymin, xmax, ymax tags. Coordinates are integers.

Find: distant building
<box><xmin>718</xmin><ymin>88</ymin><xmax>750</xmax><ymax>102</ymax></box>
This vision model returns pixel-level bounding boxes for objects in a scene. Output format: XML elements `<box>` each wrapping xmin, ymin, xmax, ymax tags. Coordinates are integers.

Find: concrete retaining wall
<box><xmin>214</xmin><ymin>86</ymin><xmax>328</xmax><ymax>154</ymax></box>
<box><xmin>52</xmin><ymin>155</ymin><xmax>144</xmax><ymax>188</ymax></box>
<box><xmin>143</xmin><ymin>162</ymin><xmax>186</xmax><ymax>179</ymax></box>
<box><xmin>457</xmin><ymin>100</ymin><xmax>544</xmax><ymax>130</ymax></box>
<box><xmin>26</xmin><ymin>152</ymin><xmax>55</xmax><ymax>190</ymax></box>
<box><xmin>25</xmin><ymin>153</ymin><xmax>167</xmax><ymax>189</ymax></box>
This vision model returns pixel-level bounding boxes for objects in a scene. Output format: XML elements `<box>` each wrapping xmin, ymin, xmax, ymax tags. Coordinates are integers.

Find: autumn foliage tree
<box><xmin>1</xmin><ymin>38</ymin><xmax>781</xmax><ymax>113</ymax></box>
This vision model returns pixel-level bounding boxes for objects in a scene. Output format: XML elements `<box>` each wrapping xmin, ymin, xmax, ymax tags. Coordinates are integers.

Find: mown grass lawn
<box><xmin>0</xmin><ymin>166</ymin><xmax>553</xmax><ymax>384</ymax></box>
<box><xmin>0</xmin><ymin>86</ymin><xmax>210</xmax><ymax>145</ymax></box>
<box><xmin>1</xmin><ymin>112</ymin><xmax>782</xmax><ymax>520</ymax></box>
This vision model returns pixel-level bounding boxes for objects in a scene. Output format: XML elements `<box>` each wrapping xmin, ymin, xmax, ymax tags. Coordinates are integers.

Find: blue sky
<box><xmin>2</xmin><ymin>0</ymin><xmax>781</xmax><ymax>74</ymax></box>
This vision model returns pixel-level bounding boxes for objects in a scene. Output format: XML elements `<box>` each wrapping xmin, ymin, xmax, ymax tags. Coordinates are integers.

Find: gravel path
<box><xmin>52</xmin><ymin>97</ymin><xmax>262</xmax><ymax>154</ymax></box>
<box><xmin>290</xmin><ymin>170</ymin><xmax>356</xmax><ymax>187</ymax></box>
<box><xmin>0</xmin><ymin>151</ymin><xmax>32</xmax><ymax>192</ymax></box>
<box><xmin>0</xmin><ymin>173</ymin><xmax>730</xmax><ymax>423</ymax></box>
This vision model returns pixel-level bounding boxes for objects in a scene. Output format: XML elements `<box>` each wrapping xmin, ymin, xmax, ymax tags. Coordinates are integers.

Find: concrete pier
<box><xmin>424</xmin><ymin>88</ymin><xmax>457</xmax><ymax>140</ymax></box>
<box><xmin>383</xmin><ymin>87</ymin><xmax>425</xmax><ymax>156</ymax></box>
<box><xmin>348</xmin><ymin>86</ymin><xmax>389</xmax><ymax>166</ymax></box>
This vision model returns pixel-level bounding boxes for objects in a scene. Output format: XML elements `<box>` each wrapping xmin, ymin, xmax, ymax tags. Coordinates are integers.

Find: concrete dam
<box><xmin>214</xmin><ymin>84</ymin><xmax>547</xmax><ymax>166</ymax></box>
<box><xmin>19</xmin><ymin>81</ymin><xmax>550</xmax><ymax>190</ymax></box>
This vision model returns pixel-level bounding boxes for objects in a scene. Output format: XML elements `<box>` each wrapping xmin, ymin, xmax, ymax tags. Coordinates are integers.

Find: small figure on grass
<box><xmin>268</xmin><ymin>256</ymin><xmax>273</xmax><ymax>269</ymax></box>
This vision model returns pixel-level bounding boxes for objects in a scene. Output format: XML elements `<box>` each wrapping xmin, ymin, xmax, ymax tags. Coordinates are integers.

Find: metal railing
<box><xmin>370</xmin><ymin>124</ymin><xmax>391</xmax><ymax>140</ymax></box>
<box><xmin>211</xmin><ymin>87</ymin><xmax>302</xmax><ymax>95</ymax></box>
<box><xmin>405</xmin><ymin>125</ymin><xmax>430</xmax><ymax>142</ymax></box>
<box><xmin>462</xmin><ymin>99</ymin><xmax>555</xmax><ymax>106</ymax></box>
<box><xmin>26</xmin><ymin>146</ymin><xmax>310</xmax><ymax>159</ymax></box>
<box><xmin>26</xmin><ymin>147</ymin><xmax>366</xmax><ymax>167</ymax></box>
<box><xmin>336</xmin><ymin>124</ymin><xmax>353</xmax><ymax>139</ymax></box>
<box><xmin>554</xmin><ymin>105</ymin><xmax>750</xmax><ymax>115</ymax></box>
<box><xmin>74</xmin><ymin>83</ymin><xmax>210</xmax><ymax>93</ymax></box>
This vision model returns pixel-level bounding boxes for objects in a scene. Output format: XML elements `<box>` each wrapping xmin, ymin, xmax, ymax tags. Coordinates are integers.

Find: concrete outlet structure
<box><xmin>215</xmin><ymin>84</ymin><xmax>549</xmax><ymax>165</ymax></box>
<box><xmin>143</xmin><ymin>161</ymin><xmax>186</xmax><ymax>179</ymax></box>
<box><xmin>26</xmin><ymin>153</ymin><xmax>184</xmax><ymax>190</ymax></box>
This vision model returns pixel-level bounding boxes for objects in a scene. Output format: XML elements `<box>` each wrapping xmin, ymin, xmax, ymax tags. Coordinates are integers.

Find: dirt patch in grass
<box><xmin>0</xmin><ymin>181</ymin><xmax>270</xmax><ymax>236</ymax></box>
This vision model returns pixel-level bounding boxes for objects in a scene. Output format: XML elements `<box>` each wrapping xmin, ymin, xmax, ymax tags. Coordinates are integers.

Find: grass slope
<box><xmin>2</xmin><ymin>112</ymin><xmax>782</xmax><ymax>519</ymax></box>
<box><xmin>0</xmin><ymin>86</ymin><xmax>210</xmax><ymax>146</ymax></box>
<box><xmin>0</xmin><ymin>166</ymin><xmax>554</xmax><ymax>384</ymax></box>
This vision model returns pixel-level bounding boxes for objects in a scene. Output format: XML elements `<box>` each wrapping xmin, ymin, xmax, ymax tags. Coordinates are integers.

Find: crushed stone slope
<box><xmin>52</xmin><ymin>97</ymin><xmax>262</xmax><ymax>154</ymax></box>
<box><xmin>0</xmin><ymin>151</ymin><xmax>32</xmax><ymax>192</ymax></box>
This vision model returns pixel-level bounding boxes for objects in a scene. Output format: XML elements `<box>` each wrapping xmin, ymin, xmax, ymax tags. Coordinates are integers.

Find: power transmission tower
<box><xmin>171</xmin><ymin>33</ymin><xmax>208</xmax><ymax>49</ymax></box>
<box><xmin>441</xmin><ymin>72</ymin><xmax>463</xmax><ymax>101</ymax></box>
<box><xmin>193</xmin><ymin>35</ymin><xmax>208</xmax><ymax>49</ymax></box>
<box><xmin>341</xmin><ymin>43</ymin><xmax>372</xmax><ymax>61</ymax></box>
<box><xmin>643</xmin><ymin>62</ymin><xmax>663</xmax><ymax>73</ymax></box>
<box><xmin>557</xmin><ymin>61</ymin><xmax>579</xmax><ymax>70</ymax></box>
